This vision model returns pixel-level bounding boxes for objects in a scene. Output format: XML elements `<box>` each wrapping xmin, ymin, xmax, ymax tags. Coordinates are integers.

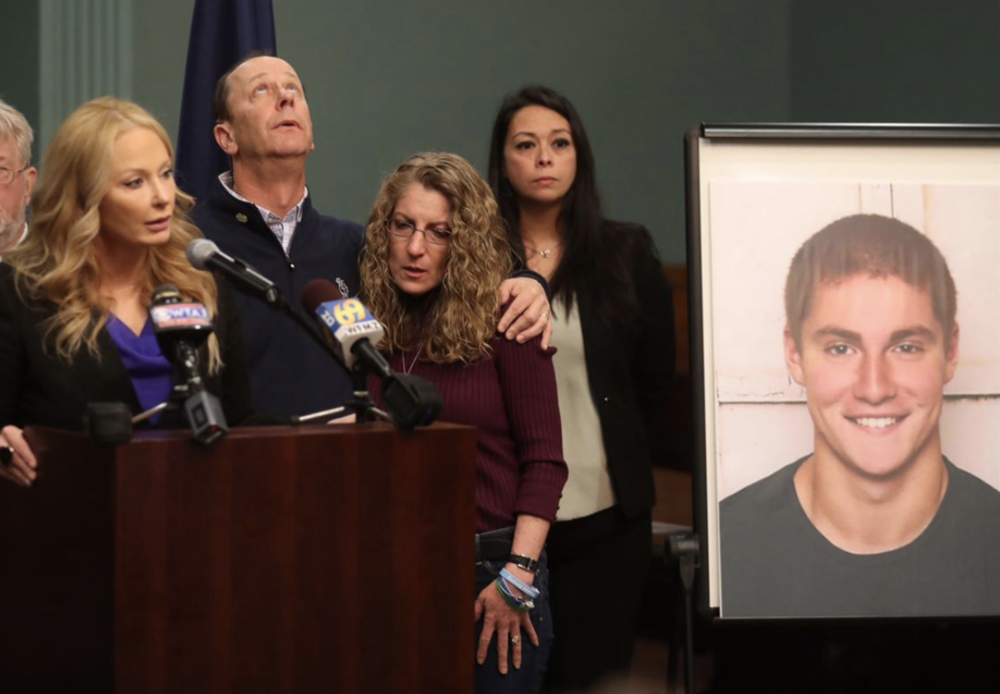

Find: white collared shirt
<box><xmin>219</xmin><ymin>171</ymin><xmax>307</xmax><ymax>255</ymax></box>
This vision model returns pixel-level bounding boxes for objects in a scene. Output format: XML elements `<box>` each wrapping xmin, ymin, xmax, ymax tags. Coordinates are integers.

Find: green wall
<box><xmin>272</xmin><ymin>1</ymin><xmax>791</xmax><ymax>263</ymax></box>
<box><xmin>132</xmin><ymin>0</ymin><xmax>791</xmax><ymax>263</ymax></box>
<box><xmin>0</xmin><ymin>2</ymin><xmax>40</xmax><ymax>160</ymax></box>
<box><xmin>790</xmin><ymin>1</ymin><xmax>1000</xmax><ymax>122</ymax></box>
<box><xmin>5</xmin><ymin>1</ymin><xmax>999</xmax><ymax>263</ymax></box>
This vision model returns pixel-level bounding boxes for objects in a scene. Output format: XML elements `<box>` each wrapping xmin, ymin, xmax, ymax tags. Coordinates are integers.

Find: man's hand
<box><xmin>497</xmin><ymin>278</ymin><xmax>552</xmax><ymax>349</ymax></box>
<box><xmin>0</xmin><ymin>425</ymin><xmax>37</xmax><ymax>487</ymax></box>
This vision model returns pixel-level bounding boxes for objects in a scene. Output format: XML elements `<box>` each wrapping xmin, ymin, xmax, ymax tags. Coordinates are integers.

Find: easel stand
<box><xmin>666</xmin><ymin>532</ymin><xmax>701</xmax><ymax>694</ymax></box>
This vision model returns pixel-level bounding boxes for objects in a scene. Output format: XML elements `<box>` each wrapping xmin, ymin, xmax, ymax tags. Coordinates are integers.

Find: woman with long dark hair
<box><xmin>488</xmin><ymin>86</ymin><xmax>676</xmax><ymax>691</ymax></box>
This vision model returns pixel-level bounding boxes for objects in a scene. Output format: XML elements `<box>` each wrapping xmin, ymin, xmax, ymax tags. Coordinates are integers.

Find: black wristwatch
<box><xmin>507</xmin><ymin>553</ymin><xmax>540</xmax><ymax>574</ymax></box>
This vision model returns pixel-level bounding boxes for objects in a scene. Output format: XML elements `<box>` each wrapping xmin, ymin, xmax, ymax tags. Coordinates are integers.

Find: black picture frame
<box><xmin>686</xmin><ymin>122</ymin><xmax>1000</xmax><ymax>621</ymax></box>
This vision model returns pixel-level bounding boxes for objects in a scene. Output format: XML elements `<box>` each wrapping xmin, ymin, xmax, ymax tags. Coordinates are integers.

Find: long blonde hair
<box><xmin>360</xmin><ymin>152</ymin><xmax>512</xmax><ymax>364</ymax></box>
<box><xmin>4</xmin><ymin>97</ymin><xmax>221</xmax><ymax>370</ymax></box>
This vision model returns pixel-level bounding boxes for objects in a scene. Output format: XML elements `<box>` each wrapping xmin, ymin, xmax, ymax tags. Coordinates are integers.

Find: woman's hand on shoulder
<box><xmin>0</xmin><ymin>425</ymin><xmax>38</xmax><ymax>487</ymax></box>
<box><xmin>497</xmin><ymin>277</ymin><xmax>552</xmax><ymax>349</ymax></box>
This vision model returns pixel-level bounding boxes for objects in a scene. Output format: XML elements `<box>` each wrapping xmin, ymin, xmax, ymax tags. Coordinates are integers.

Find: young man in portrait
<box><xmin>720</xmin><ymin>213</ymin><xmax>1000</xmax><ymax>618</ymax></box>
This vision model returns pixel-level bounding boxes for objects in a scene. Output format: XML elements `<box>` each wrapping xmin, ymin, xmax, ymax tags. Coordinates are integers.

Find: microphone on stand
<box><xmin>187</xmin><ymin>238</ymin><xmax>280</xmax><ymax>305</ymax></box>
<box><xmin>183</xmin><ymin>239</ymin><xmax>440</xmax><ymax>430</ymax></box>
<box><xmin>300</xmin><ymin>280</ymin><xmax>392</xmax><ymax>377</ymax></box>
<box><xmin>149</xmin><ymin>284</ymin><xmax>228</xmax><ymax>445</ymax></box>
<box><xmin>299</xmin><ymin>280</ymin><xmax>442</xmax><ymax>429</ymax></box>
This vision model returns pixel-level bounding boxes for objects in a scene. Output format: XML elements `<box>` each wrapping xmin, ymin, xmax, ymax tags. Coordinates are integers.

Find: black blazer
<box><xmin>0</xmin><ymin>263</ymin><xmax>255</xmax><ymax>434</ymax></box>
<box><xmin>575</xmin><ymin>223</ymin><xmax>676</xmax><ymax>518</ymax></box>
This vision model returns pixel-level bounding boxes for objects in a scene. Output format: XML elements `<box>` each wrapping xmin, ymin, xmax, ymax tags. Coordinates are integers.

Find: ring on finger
<box><xmin>510</xmin><ymin>634</ymin><xmax>521</xmax><ymax>645</ymax></box>
<box><xmin>0</xmin><ymin>445</ymin><xmax>13</xmax><ymax>468</ymax></box>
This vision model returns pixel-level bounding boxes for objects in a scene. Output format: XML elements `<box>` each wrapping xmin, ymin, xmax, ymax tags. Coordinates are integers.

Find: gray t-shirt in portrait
<box><xmin>720</xmin><ymin>457</ymin><xmax>1000</xmax><ymax>618</ymax></box>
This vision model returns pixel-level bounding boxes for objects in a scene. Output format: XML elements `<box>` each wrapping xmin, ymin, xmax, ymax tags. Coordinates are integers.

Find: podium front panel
<box><xmin>0</xmin><ymin>423</ymin><xmax>477</xmax><ymax>694</ymax></box>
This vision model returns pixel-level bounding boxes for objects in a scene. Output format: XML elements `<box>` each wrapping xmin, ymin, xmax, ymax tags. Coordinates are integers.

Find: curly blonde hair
<box><xmin>4</xmin><ymin>97</ymin><xmax>221</xmax><ymax>370</ymax></box>
<box><xmin>360</xmin><ymin>152</ymin><xmax>512</xmax><ymax>364</ymax></box>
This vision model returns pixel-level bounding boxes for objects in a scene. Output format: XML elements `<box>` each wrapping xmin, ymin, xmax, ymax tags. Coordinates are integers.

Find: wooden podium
<box><xmin>0</xmin><ymin>423</ymin><xmax>477</xmax><ymax>693</ymax></box>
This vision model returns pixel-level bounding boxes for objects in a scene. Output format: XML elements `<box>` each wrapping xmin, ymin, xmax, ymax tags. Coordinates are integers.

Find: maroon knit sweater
<box><xmin>373</xmin><ymin>335</ymin><xmax>567</xmax><ymax>532</ymax></box>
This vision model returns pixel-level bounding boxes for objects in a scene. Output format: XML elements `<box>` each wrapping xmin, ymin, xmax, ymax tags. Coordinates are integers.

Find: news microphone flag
<box><xmin>149</xmin><ymin>303</ymin><xmax>213</xmax><ymax>331</ymax></box>
<box><xmin>314</xmin><ymin>297</ymin><xmax>386</xmax><ymax>371</ymax></box>
<box><xmin>175</xmin><ymin>0</ymin><xmax>277</xmax><ymax>202</ymax></box>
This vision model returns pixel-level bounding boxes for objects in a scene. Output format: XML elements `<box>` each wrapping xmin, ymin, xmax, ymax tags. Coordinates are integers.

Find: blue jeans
<box><xmin>474</xmin><ymin>552</ymin><xmax>554</xmax><ymax>694</ymax></box>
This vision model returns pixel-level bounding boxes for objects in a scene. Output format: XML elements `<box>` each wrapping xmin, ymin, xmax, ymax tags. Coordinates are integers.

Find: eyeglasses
<box><xmin>0</xmin><ymin>166</ymin><xmax>29</xmax><ymax>187</ymax></box>
<box><xmin>386</xmin><ymin>218</ymin><xmax>452</xmax><ymax>246</ymax></box>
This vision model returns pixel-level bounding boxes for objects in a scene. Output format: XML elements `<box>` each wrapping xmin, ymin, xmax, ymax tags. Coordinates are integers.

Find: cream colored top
<box><xmin>550</xmin><ymin>300</ymin><xmax>616</xmax><ymax>520</ymax></box>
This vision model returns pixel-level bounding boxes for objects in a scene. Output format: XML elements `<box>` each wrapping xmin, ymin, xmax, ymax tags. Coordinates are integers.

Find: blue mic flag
<box><xmin>175</xmin><ymin>0</ymin><xmax>277</xmax><ymax>203</ymax></box>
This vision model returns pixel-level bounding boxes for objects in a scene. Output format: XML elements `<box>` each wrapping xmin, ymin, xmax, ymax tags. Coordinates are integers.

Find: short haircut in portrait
<box><xmin>704</xmin><ymin>182</ymin><xmax>999</xmax><ymax>503</ymax></box>
<box><xmin>785</xmin><ymin>214</ymin><xmax>957</xmax><ymax>347</ymax></box>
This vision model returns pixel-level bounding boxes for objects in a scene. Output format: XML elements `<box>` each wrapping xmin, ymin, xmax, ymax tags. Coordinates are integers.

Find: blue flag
<box><xmin>176</xmin><ymin>0</ymin><xmax>276</xmax><ymax>203</ymax></box>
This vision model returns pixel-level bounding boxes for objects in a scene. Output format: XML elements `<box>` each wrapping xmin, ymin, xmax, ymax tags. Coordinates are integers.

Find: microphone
<box><xmin>186</xmin><ymin>240</ymin><xmax>353</xmax><ymax>372</ymax></box>
<box><xmin>149</xmin><ymin>284</ymin><xmax>213</xmax><ymax>381</ymax></box>
<box><xmin>83</xmin><ymin>401</ymin><xmax>171</xmax><ymax>444</ymax></box>
<box><xmin>149</xmin><ymin>285</ymin><xmax>228</xmax><ymax>445</ymax></box>
<box><xmin>299</xmin><ymin>280</ymin><xmax>442</xmax><ymax>429</ymax></box>
<box><xmin>300</xmin><ymin>280</ymin><xmax>392</xmax><ymax>378</ymax></box>
<box><xmin>381</xmin><ymin>374</ymin><xmax>443</xmax><ymax>429</ymax></box>
<box><xmin>187</xmin><ymin>238</ymin><xmax>280</xmax><ymax>305</ymax></box>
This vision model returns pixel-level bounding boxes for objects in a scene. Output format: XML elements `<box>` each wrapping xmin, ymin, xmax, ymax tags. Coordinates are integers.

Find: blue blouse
<box><xmin>106</xmin><ymin>315</ymin><xmax>173</xmax><ymax>423</ymax></box>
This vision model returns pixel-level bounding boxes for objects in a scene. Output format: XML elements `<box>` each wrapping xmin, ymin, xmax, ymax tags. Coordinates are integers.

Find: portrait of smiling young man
<box><xmin>720</xmin><ymin>213</ymin><xmax>1000</xmax><ymax>618</ymax></box>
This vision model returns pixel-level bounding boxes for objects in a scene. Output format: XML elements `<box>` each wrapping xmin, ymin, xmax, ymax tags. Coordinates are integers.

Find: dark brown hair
<box><xmin>487</xmin><ymin>85</ymin><xmax>643</xmax><ymax>327</ymax></box>
<box><xmin>785</xmin><ymin>214</ymin><xmax>957</xmax><ymax>344</ymax></box>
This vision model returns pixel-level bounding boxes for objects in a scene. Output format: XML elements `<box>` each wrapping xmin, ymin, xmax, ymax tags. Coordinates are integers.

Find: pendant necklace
<box><xmin>524</xmin><ymin>240</ymin><xmax>561</xmax><ymax>260</ymax></box>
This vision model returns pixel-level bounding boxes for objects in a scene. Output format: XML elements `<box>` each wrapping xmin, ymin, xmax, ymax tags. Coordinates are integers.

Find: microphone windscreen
<box><xmin>301</xmin><ymin>279</ymin><xmax>344</xmax><ymax>315</ymax></box>
<box><xmin>187</xmin><ymin>238</ymin><xmax>219</xmax><ymax>269</ymax></box>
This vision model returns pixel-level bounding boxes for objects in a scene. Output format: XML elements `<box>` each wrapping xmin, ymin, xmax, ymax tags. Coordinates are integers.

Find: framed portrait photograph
<box><xmin>687</xmin><ymin>123</ymin><xmax>1000</xmax><ymax>619</ymax></box>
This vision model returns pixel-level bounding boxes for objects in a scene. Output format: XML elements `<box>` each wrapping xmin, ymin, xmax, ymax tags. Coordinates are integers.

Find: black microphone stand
<box><xmin>245</xmin><ymin>284</ymin><xmax>446</xmax><ymax>428</ymax></box>
<box><xmin>291</xmin><ymin>371</ymin><xmax>391</xmax><ymax>425</ymax></box>
<box><xmin>84</xmin><ymin>398</ymin><xmax>208</xmax><ymax>445</ymax></box>
<box><xmin>214</xmin><ymin>273</ymin><xmax>440</xmax><ymax>429</ymax></box>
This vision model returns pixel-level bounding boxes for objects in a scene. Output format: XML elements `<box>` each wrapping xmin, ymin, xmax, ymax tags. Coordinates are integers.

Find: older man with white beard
<box><xmin>0</xmin><ymin>98</ymin><xmax>36</xmax><ymax>255</ymax></box>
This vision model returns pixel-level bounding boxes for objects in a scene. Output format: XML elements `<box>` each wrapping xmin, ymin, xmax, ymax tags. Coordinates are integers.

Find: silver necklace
<box><xmin>524</xmin><ymin>240</ymin><xmax>561</xmax><ymax>259</ymax></box>
<box><xmin>401</xmin><ymin>343</ymin><xmax>424</xmax><ymax>375</ymax></box>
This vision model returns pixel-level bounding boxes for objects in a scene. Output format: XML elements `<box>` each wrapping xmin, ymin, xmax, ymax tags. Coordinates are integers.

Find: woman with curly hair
<box><xmin>488</xmin><ymin>86</ymin><xmax>676</xmax><ymax>691</ymax></box>
<box><xmin>360</xmin><ymin>152</ymin><xmax>567</xmax><ymax>694</ymax></box>
<box><xmin>0</xmin><ymin>97</ymin><xmax>253</xmax><ymax>486</ymax></box>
